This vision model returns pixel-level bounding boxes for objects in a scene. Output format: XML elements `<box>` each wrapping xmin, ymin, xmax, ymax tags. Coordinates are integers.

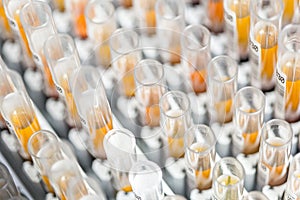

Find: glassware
<box><xmin>134</xmin><ymin>59</ymin><xmax>166</xmax><ymax>127</ymax></box>
<box><xmin>244</xmin><ymin>191</ymin><xmax>269</xmax><ymax>200</ymax></box>
<box><xmin>69</xmin><ymin>0</ymin><xmax>88</xmax><ymax>39</ymax></box>
<box><xmin>134</xmin><ymin>0</ymin><xmax>157</xmax><ymax>35</ymax></box>
<box><xmin>205</xmin><ymin>0</ymin><xmax>224</xmax><ymax>33</ymax></box>
<box><xmin>184</xmin><ymin>124</ymin><xmax>216</xmax><ymax>191</ymax></box>
<box><xmin>212</xmin><ymin>157</ymin><xmax>245</xmax><ymax>200</ymax></box>
<box><xmin>118</xmin><ymin>0</ymin><xmax>133</xmax><ymax>8</ymax></box>
<box><xmin>0</xmin><ymin>0</ymin><xmax>12</xmax><ymax>39</ymax></box>
<box><xmin>109</xmin><ymin>28</ymin><xmax>141</xmax><ymax>97</ymax></box>
<box><xmin>44</xmin><ymin>33</ymin><xmax>81</xmax><ymax>127</ymax></box>
<box><xmin>3</xmin><ymin>0</ymin><xmax>35</xmax><ymax>68</ymax></box>
<box><xmin>284</xmin><ymin>153</ymin><xmax>300</xmax><ymax>200</ymax></box>
<box><xmin>20</xmin><ymin>1</ymin><xmax>58</xmax><ymax>97</ymax></box>
<box><xmin>275</xmin><ymin>24</ymin><xmax>300</xmax><ymax>123</ymax></box>
<box><xmin>27</xmin><ymin>130</ymin><xmax>59</xmax><ymax>193</ymax></box>
<box><xmin>181</xmin><ymin>24</ymin><xmax>211</xmax><ymax>94</ymax></box>
<box><xmin>155</xmin><ymin>0</ymin><xmax>185</xmax><ymax>65</ymax></box>
<box><xmin>53</xmin><ymin>0</ymin><xmax>65</xmax><ymax>12</ymax></box>
<box><xmin>72</xmin><ymin>66</ymin><xmax>113</xmax><ymax>159</ymax></box>
<box><xmin>249</xmin><ymin>0</ymin><xmax>283</xmax><ymax>91</ymax></box>
<box><xmin>103</xmin><ymin>128</ymin><xmax>137</xmax><ymax>192</ymax></box>
<box><xmin>207</xmin><ymin>55</ymin><xmax>238</xmax><ymax>124</ymax></box>
<box><xmin>257</xmin><ymin>119</ymin><xmax>293</xmax><ymax>189</ymax></box>
<box><xmin>232</xmin><ymin>86</ymin><xmax>265</xmax><ymax>155</ymax></box>
<box><xmin>85</xmin><ymin>0</ymin><xmax>117</xmax><ymax>68</ymax></box>
<box><xmin>129</xmin><ymin>160</ymin><xmax>164</xmax><ymax>200</ymax></box>
<box><xmin>160</xmin><ymin>91</ymin><xmax>192</xmax><ymax>158</ymax></box>
<box><xmin>0</xmin><ymin>163</ymin><xmax>20</xmax><ymax>199</ymax></box>
<box><xmin>66</xmin><ymin>176</ymin><xmax>106</xmax><ymax>200</ymax></box>
<box><xmin>224</xmin><ymin>0</ymin><xmax>250</xmax><ymax>61</ymax></box>
<box><xmin>282</xmin><ymin>0</ymin><xmax>296</xmax><ymax>26</ymax></box>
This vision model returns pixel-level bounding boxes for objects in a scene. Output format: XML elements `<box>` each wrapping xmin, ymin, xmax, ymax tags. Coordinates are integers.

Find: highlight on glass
<box><xmin>275</xmin><ymin>24</ymin><xmax>300</xmax><ymax>123</ymax></box>
<box><xmin>0</xmin><ymin>163</ymin><xmax>20</xmax><ymax>199</ymax></box>
<box><xmin>134</xmin><ymin>59</ymin><xmax>166</xmax><ymax>127</ymax></box>
<box><xmin>232</xmin><ymin>86</ymin><xmax>265</xmax><ymax>155</ymax></box>
<box><xmin>249</xmin><ymin>0</ymin><xmax>283</xmax><ymax>91</ymax></box>
<box><xmin>207</xmin><ymin>55</ymin><xmax>238</xmax><ymax>124</ymax></box>
<box><xmin>257</xmin><ymin>119</ymin><xmax>293</xmax><ymax>189</ymax></box>
<box><xmin>181</xmin><ymin>24</ymin><xmax>211</xmax><ymax>94</ymax></box>
<box><xmin>160</xmin><ymin>91</ymin><xmax>192</xmax><ymax>159</ymax></box>
<box><xmin>184</xmin><ymin>124</ymin><xmax>216</xmax><ymax>191</ymax></box>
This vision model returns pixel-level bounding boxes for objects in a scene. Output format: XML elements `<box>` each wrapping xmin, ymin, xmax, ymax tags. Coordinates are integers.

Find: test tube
<box><xmin>1</xmin><ymin>78</ymin><xmax>41</xmax><ymax>157</ymax></box>
<box><xmin>181</xmin><ymin>24</ymin><xmax>211</xmax><ymax>94</ymax></box>
<box><xmin>3</xmin><ymin>0</ymin><xmax>35</xmax><ymax>68</ymax></box>
<box><xmin>103</xmin><ymin>128</ymin><xmax>137</xmax><ymax>192</ymax></box>
<box><xmin>118</xmin><ymin>0</ymin><xmax>133</xmax><ymax>8</ymax></box>
<box><xmin>232</xmin><ymin>86</ymin><xmax>265</xmax><ymax>155</ymax></box>
<box><xmin>0</xmin><ymin>1</ymin><xmax>12</xmax><ymax>39</ymax></box>
<box><xmin>109</xmin><ymin>28</ymin><xmax>141</xmax><ymax>97</ymax></box>
<box><xmin>72</xmin><ymin>66</ymin><xmax>113</xmax><ymax>159</ymax></box>
<box><xmin>69</xmin><ymin>0</ymin><xmax>88</xmax><ymax>39</ymax></box>
<box><xmin>205</xmin><ymin>0</ymin><xmax>224</xmax><ymax>33</ymax></box>
<box><xmin>207</xmin><ymin>55</ymin><xmax>238</xmax><ymax>124</ymax></box>
<box><xmin>284</xmin><ymin>153</ymin><xmax>300</xmax><ymax>200</ymax></box>
<box><xmin>53</xmin><ymin>0</ymin><xmax>65</xmax><ymax>12</ymax></box>
<box><xmin>20</xmin><ymin>1</ymin><xmax>58</xmax><ymax>97</ymax></box>
<box><xmin>155</xmin><ymin>0</ymin><xmax>185</xmax><ymax>65</ymax></box>
<box><xmin>85</xmin><ymin>0</ymin><xmax>117</xmax><ymax>68</ymax></box>
<box><xmin>212</xmin><ymin>157</ymin><xmax>245</xmax><ymax>200</ymax></box>
<box><xmin>27</xmin><ymin>130</ymin><xmax>59</xmax><ymax>193</ymax></box>
<box><xmin>44</xmin><ymin>33</ymin><xmax>81</xmax><ymax>127</ymax></box>
<box><xmin>282</xmin><ymin>0</ymin><xmax>296</xmax><ymax>26</ymax></box>
<box><xmin>275</xmin><ymin>24</ymin><xmax>300</xmax><ymax>123</ymax></box>
<box><xmin>249</xmin><ymin>0</ymin><xmax>283</xmax><ymax>91</ymax></box>
<box><xmin>160</xmin><ymin>91</ymin><xmax>192</xmax><ymax>158</ymax></box>
<box><xmin>257</xmin><ymin>119</ymin><xmax>293</xmax><ymax>189</ymax></box>
<box><xmin>134</xmin><ymin>59</ymin><xmax>166</xmax><ymax>127</ymax></box>
<box><xmin>0</xmin><ymin>163</ymin><xmax>20</xmax><ymax>199</ymax></box>
<box><xmin>224</xmin><ymin>0</ymin><xmax>250</xmax><ymax>61</ymax></box>
<box><xmin>129</xmin><ymin>160</ymin><xmax>164</xmax><ymax>200</ymax></box>
<box><xmin>134</xmin><ymin>0</ymin><xmax>157</xmax><ymax>35</ymax></box>
<box><xmin>184</xmin><ymin>124</ymin><xmax>216</xmax><ymax>191</ymax></box>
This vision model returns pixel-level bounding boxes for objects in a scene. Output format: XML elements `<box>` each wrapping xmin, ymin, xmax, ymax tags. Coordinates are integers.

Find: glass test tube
<box><xmin>160</xmin><ymin>91</ymin><xmax>192</xmax><ymax>158</ymax></box>
<box><xmin>155</xmin><ymin>0</ymin><xmax>185</xmax><ymax>65</ymax></box>
<box><xmin>27</xmin><ymin>130</ymin><xmax>59</xmax><ymax>193</ymax></box>
<box><xmin>205</xmin><ymin>0</ymin><xmax>224</xmax><ymax>33</ymax></box>
<box><xmin>69</xmin><ymin>0</ymin><xmax>88</xmax><ymax>39</ymax></box>
<box><xmin>284</xmin><ymin>153</ymin><xmax>300</xmax><ymax>200</ymax></box>
<box><xmin>233</xmin><ymin>86</ymin><xmax>265</xmax><ymax>155</ymax></box>
<box><xmin>1</xmin><ymin>75</ymin><xmax>41</xmax><ymax>157</ymax></box>
<box><xmin>134</xmin><ymin>59</ymin><xmax>166</xmax><ymax>127</ymax></box>
<box><xmin>72</xmin><ymin>66</ymin><xmax>113</xmax><ymax>159</ymax></box>
<box><xmin>184</xmin><ymin>124</ymin><xmax>216</xmax><ymax>191</ymax></box>
<box><xmin>249</xmin><ymin>0</ymin><xmax>283</xmax><ymax>91</ymax></box>
<box><xmin>129</xmin><ymin>160</ymin><xmax>164</xmax><ymax>200</ymax></box>
<box><xmin>20</xmin><ymin>1</ymin><xmax>58</xmax><ymax>97</ymax></box>
<box><xmin>3</xmin><ymin>0</ymin><xmax>35</xmax><ymax>68</ymax></box>
<box><xmin>0</xmin><ymin>1</ymin><xmax>12</xmax><ymax>39</ymax></box>
<box><xmin>212</xmin><ymin>157</ymin><xmax>245</xmax><ymax>200</ymax></box>
<box><xmin>0</xmin><ymin>163</ymin><xmax>20</xmax><ymax>199</ymax></box>
<box><xmin>275</xmin><ymin>24</ymin><xmax>300</xmax><ymax>123</ymax></box>
<box><xmin>224</xmin><ymin>0</ymin><xmax>250</xmax><ymax>61</ymax></box>
<box><xmin>134</xmin><ymin>0</ymin><xmax>157</xmax><ymax>35</ymax></box>
<box><xmin>53</xmin><ymin>0</ymin><xmax>65</xmax><ymax>12</ymax></box>
<box><xmin>181</xmin><ymin>24</ymin><xmax>211</xmax><ymax>94</ymax></box>
<box><xmin>44</xmin><ymin>33</ymin><xmax>81</xmax><ymax>127</ymax></box>
<box><xmin>207</xmin><ymin>55</ymin><xmax>238</xmax><ymax>124</ymax></box>
<box><xmin>85</xmin><ymin>0</ymin><xmax>117</xmax><ymax>68</ymax></box>
<box><xmin>257</xmin><ymin>119</ymin><xmax>293</xmax><ymax>189</ymax></box>
<box><xmin>282</xmin><ymin>0</ymin><xmax>296</xmax><ymax>26</ymax></box>
<box><xmin>109</xmin><ymin>28</ymin><xmax>141</xmax><ymax>97</ymax></box>
<box><xmin>103</xmin><ymin>128</ymin><xmax>137</xmax><ymax>192</ymax></box>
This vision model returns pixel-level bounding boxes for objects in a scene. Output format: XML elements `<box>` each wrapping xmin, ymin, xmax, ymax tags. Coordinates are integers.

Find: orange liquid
<box><xmin>71</xmin><ymin>0</ymin><xmax>87</xmax><ymax>39</ymax></box>
<box><xmin>214</xmin><ymin>98</ymin><xmax>233</xmax><ymax>123</ymax></box>
<box><xmin>98</xmin><ymin>44</ymin><xmax>111</xmax><ymax>68</ymax></box>
<box><xmin>283</xmin><ymin>0</ymin><xmax>295</xmax><ymax>25</ymax></box>
<box><xmin>190</xmin><ymin>69</ymin><xmax>206</xmax><ymax>94</ymax></box>
<box><xmin>145</xmin><ymin>105</ymin><xmax>160</xmax><ymax>127</ymax></box>
<box><xmin>146</xmin><ymin>10</ymin><xmax>156</xmax><ymax>28</ymax></box>
<box><xmin>169</xmin><ymin>45</ymin><xmax>181</xmax><ymax>65</ymax></box>
<box><xmin>120</xmin><ymin>0</ymin><xmax>132</xmax><ymax>8</ymax></box>
<box><xmin>207</xmin><ymin>0</ymin><xmax>224</xmax><ymax>33</ymax></box>
<box><xmin>281</xmin><ymin>60</ymin><xmax>300</xmax><ymax>119</ymax></box>
<box><xmin>14</xmin><ymin>12</ymin><xmax>33</xmax><ymax>59</ymax></box>
<box><xmin>41</xmin><ymin>175</ymin><xmax>54</xmax><ymax>193</ymax></box>
<box><xmin>0</xmin><ymin>3</ymin><xmax>11</xmax><ymax>36</ymax></box>
<box><xmin>54</xmin><ymin>0</ymin><xmax>65</xmax><ymax>12</ymax></box>
<box><xmin>10</xmin><ymin>108</ymin><xmax>41</xmax><ymax>154</ymax></box>
<box><xmin>41</xmin><ymin>55</ymin><xmax>58</xmax><ymax>97</ymax></box>
<box><xmin>122</xmin><ymin>185</ymin><xmax>132</xmax><ymax>192</ymax></box>
<box><xmin>255</xmin><ymin>24</ymin><xmax>278</xmax><ymax>86</ymax></box>
<box><xmin>117</xmin><ymin>56</ymin><xmax>137</xmax><ymax>97</ymax></box>
<box><xmin>168</xmin><ymin>137</ymin><xmax>184</xmax><ymax>158</ymax></box>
